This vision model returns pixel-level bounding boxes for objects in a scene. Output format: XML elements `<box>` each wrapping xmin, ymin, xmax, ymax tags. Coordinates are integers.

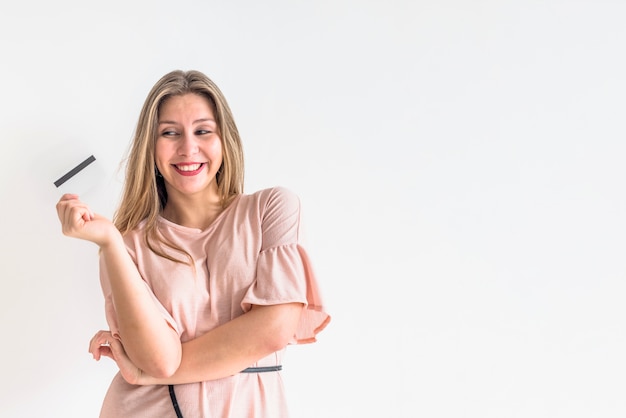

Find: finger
<box><xmin>90</xmin><ymin>341</ymin><xmax>109</xmax><ymax>360</ymax></box>
<box><xmin>59</xmin><ymin>201</ymin><xmax>95</xmax><ymax>233</ymax></box>
<box><xmin>89</xmin><ymin>330</ymin><xmax>113</xmax><ymax>360</ymax></box>
<box><xmin>100</xmin><ymin>338</ymin><xmax>125</xmax><ymax>365</ymax></box>
<box><xmin>90</xmin><ymin>330</ymin><xmax>112</xmax><ymax>346</ymax></box>
<box><xmin>56</xmin><ymin>195</ymin><xmax>83</xmax><ymax>216</ymax></box>
<box><xmin>56</xmin><ymin>195</ymin><xmax>89</xmax><ymax>214</ymax></box>
<box><xmin>62</xmin><ymin>193</ymin><xmax>79</xmax><ymax>200</ymax></box>
<box><xmin>57</xmin><ymin>193</ymin><xmax>80</xmax><ymax>203</ymax></box>
<box><xmin>75</xmin><ymin>204</ymin><xmax>95</xmax><ymax>223</ymax></box>
<box><xmin>63</xmin><ymin>201</ymin><xmax>93</xmax><ymax>220</ymax></box>
<box><xmin>56</xmin><ymin>198</ymin><xmax>83</xmax><ymax>221</ymax></box>
<box><xmin>98</xmin><ymin>346</ymin><xmax>113</xmax><ymax>360</ymax></box>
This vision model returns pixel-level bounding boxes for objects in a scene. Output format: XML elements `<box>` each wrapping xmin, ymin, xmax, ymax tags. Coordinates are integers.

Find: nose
<box><xmin>177</xmin><ymin>130</ymin><xmax>199</xmax><ymax>156</ymax></box>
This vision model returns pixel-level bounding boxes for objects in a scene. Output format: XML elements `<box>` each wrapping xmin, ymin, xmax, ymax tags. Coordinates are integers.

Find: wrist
<box><xmin>97</xmin><ymin>228</ymin><xmax>124</xmax><ymax>251</ymax></box>
<box><xmin>137</xmin><ymin>370</ymin><xmax>159</xmax><ymax>386</ymax></box>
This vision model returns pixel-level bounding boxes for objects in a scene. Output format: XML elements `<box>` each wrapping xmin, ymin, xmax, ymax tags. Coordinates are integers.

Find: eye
<box><xmin>161</xmin><ymin>130</ymin><xmax>179</xmax><ymax>137</ymax></box>
<box><xmin>196</xmin><ymin>129</ymin><xmax>212</xmax><ymax>135</ymax></box>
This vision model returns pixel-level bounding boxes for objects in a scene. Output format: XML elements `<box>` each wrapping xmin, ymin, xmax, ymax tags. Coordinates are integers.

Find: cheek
<box><xmin>154</xmin><ymin>141</ymin><xmax>174</xmax><ymax>170</ymax></box>
<box><xmin>154</xmin><ymin>143</ymin><xmax>166</xmax><ymax>166</ymax></box>
<box><xmin>208</xmin><ymin>138</ymin><xmax>224</xmax><ymax>161</ymax></box>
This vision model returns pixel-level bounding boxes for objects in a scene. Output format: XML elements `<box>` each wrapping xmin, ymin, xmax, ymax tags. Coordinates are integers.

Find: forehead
<box><xmin>159</xmin><ymin>93</ymin><xmax>215</xmax><ymax>120</ymax></box>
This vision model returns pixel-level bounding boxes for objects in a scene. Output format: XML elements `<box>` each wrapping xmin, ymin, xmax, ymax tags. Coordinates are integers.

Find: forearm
<box><xmin>100</xmin><ymin>236</ymin><xmax>181</xmax><ymax>377</ymax></box>
<box><xmin>140</xmin><ymin>303</ymin><xmax>303</xmax><ymax>385</ymax></box>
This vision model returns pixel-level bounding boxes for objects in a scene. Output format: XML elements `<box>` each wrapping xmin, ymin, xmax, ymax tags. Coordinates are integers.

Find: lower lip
<box><xmin>173</xmin><ymin>164</ymin><xmax>205</xmax><ymax>176</ymax></box>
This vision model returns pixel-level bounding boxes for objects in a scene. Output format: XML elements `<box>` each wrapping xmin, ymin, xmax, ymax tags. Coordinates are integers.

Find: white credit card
<box><xmin>40</xmin><ymin>140</ymin><xmax>108</xmax><ymax>198</ymax></box>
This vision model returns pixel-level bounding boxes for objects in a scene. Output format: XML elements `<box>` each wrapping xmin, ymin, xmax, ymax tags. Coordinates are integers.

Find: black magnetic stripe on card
<box><xmin>53</xmin><ymin>155</ymin><xmax>96</xmax><ymax>188</ymax></box>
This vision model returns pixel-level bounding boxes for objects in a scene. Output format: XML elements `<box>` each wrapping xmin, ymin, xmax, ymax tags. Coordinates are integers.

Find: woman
<box><xmin>56</xmin><ymin>70</ymin><xmax>330</xmax><ymax>417</ymax></box>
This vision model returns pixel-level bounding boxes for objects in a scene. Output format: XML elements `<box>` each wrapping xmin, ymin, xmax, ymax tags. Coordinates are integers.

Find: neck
<box><xmin>161</xmin><ymin>190</ymin><xmax>223</xmax><ymax>229</ymax></box>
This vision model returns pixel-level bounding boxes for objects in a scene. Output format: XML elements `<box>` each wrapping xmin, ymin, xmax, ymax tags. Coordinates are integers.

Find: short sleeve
<box><xmin>99</xmin><ymin>247</ymin><xmax>180</xmax><ymax>340</ymax></box>
<box><xmin>241</xmin><ymin>187</ymin><xmax>331</xmax><ymax>344</ymax></box>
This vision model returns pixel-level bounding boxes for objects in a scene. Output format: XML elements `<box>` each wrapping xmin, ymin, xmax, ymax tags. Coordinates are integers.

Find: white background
<box><xmin>1</xmin><ymin>1</ymin><xmax>625</xmax><ymax>417</ymax></box>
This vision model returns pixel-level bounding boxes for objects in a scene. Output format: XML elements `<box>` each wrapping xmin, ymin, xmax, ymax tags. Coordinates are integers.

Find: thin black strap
<box><xmin>167</xmin><ymin>365</ymin><xmax>282</xmax><ymax>418</ymax></box>
<box><xmin>240</xmin><ymin>365</ymin><xmax>283</xmax><ymax>373</ymax></box>
<box><xmin>169</xmin><ymin>384</ymin><xmax>183</xmax><ymax>418</ymax></box>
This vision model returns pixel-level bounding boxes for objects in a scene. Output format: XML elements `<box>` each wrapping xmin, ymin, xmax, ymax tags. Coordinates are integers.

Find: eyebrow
<box><xmin>158</xmin><ymin>118</ymin><xmax>216</xmax><ymax>125</ymax></box>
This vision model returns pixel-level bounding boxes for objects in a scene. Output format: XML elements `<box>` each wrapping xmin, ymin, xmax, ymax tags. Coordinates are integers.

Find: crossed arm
<box><xmin>57</xmin><ymin>194</ymin><xmax>303</xmax><ymax>385</ymax></box>
<box><xmin>93</xmin><ymin>234</ymin><xmax>303</xmax><ymax>385</ymax></box>
<box><xmin>92</xmin><ymin>302</ymin><xmax>303</xmax><ymax>385</ymax></box>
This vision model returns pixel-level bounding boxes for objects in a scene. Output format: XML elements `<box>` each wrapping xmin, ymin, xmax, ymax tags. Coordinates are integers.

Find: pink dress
<box><xmin>98</xmin><ymin>187</ymin><xmax>330</xmax><ymax>417</ymax></box>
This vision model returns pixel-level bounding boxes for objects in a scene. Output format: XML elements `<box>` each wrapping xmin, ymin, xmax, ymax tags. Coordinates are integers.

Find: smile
<box><xmin>173</xmin><ymin>163</ymin><xmax>205</xmax><ymax>175</ymax></box>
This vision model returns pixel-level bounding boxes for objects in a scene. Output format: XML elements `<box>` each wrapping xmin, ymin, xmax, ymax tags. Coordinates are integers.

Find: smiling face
<box><xmin>155</xmin><ymin>93</ymin><xmax>223</xmax><ymax>204</ymax></box>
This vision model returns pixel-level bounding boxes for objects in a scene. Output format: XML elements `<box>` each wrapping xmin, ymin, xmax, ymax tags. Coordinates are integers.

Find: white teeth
<box><xmin>176</xmin><ymin>164</ymin><xmax>202</xmax><ymax>172</ymax></box>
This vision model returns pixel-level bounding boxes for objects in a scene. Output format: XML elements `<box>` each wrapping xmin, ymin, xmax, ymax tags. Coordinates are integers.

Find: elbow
<box><xmin>254</xmin><ymin>319</ymin><xmax>297</xmax><ymax>354</ymax></box>
<box><xmin>253</xmin><ymin>302</ymin><xmax>303</xmax><ymax>353</ymax></box>
<box><xmin>148</xmin><ymin>359</ymin><xmax>180</xmax><ymax>379</ymax></box>
<box><xmin>118</xmin><ymin>324</ymin><xmax>182</xmax><ymax>378</ymax></box>
<box><xmin>265</xmin><ymin>317</ymin><xmax>302</xmax><ymax>352</ymax></box>
<box><xmin>265</xmin><ymin>333</ymin><xmax>293</xmax><ymax>353</ymax></box>
<box><xmin>138</xmin><ymin>346</ymin><xmax>182</xmax><ymax>379</ymax></box>
<box><xmin>144</xmin><ymin>356</ymin><xmax>180</xmax><ymax>379</ymax></box>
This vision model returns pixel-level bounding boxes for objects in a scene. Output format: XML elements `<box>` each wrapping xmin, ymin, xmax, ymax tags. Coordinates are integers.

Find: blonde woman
<box><xmin>56</xmin><ymin>70</ymin><xmax>330</xmax><ymax>417</ymax></box>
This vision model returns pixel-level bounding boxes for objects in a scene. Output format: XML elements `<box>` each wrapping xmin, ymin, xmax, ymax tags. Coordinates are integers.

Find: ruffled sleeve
<box><xmin>241</xmin><ymin>187</ymin><xmax>331</xmax><ymax>344</ymax></box>
<box><xmin>99</xmin><ymin>244</ymin><xmax>180</xmax><ymax>341</ymax></box>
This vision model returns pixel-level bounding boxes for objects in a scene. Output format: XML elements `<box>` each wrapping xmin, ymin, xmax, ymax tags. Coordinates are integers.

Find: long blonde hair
<box><xmin>113</xmin><ymin>70</ymin><xmax>244</xmax><ymax>263</ymax></box>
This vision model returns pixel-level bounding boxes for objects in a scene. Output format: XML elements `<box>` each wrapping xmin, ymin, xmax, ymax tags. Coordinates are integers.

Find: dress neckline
<box><xmin>156</xmin><ymin>194</ymin><xmax>242</xmax><ymax>234</ymax></box>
